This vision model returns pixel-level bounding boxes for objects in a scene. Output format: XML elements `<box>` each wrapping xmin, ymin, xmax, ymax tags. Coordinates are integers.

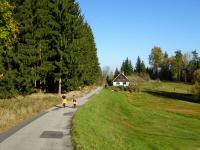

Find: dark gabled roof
<box><xmin>112</xmin><ymin>73</ymin><xmax>129</xmax><ymax>82</ymax></box>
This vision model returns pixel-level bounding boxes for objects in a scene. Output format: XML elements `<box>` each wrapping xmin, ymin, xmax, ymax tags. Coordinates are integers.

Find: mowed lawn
<box><xmin>72</xmin><ymin>82</ymin><xmax>200</xmax><ymax>150</ymax></box>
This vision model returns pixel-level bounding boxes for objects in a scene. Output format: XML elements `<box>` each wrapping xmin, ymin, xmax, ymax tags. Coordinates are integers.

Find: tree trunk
<box><xmin>34</xmin><ymin>80</ymin><xmax>37</xmax><ymax>88</ymax></box>
<box><xmin>40</xmin><ymin>80</ymin><xmax>42</xmax><ymax>93</ymax></box>
<box><xmin>58</xmin><ymin>77</ymin><xmax>61</xmax><ymax>96</ymax></box>
<box><xmin>156</xmin><ymin>67</ymin><xmax>159</xmax><ymax>79</ymax></box>
<box><xmin>184</xmin><ymin>70</ymin><xmax>187</xmax><ymax>82</ymax></box>
<box><xmin>178</xmin><ymin>69</ymin><xmax>181</xmax><ymax>81</ymax></box>
<box><xmin>44</xmin><ymin>79</ymin><xmax>46</xmax><ymax>92</ymax></box>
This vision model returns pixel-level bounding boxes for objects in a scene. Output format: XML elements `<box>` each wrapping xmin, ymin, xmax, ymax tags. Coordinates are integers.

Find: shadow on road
<box><xmin>63</xmin><ymin>111</ymin><xmax>74</xmax><ymax>116</ymax></box>
<box><xmin>144</xmin><ymin>90</ymin><xmax>200</xmax><ymax>104</ymax></box>
<box><xmin>55</xmin><ymin>105</ymin><xmax>63</xmax><ymax>108</ymax></box>
<box><xmin>53</xmin><ymin>105</ymin><xmax>78</xmax><ymax>111</ymax></box>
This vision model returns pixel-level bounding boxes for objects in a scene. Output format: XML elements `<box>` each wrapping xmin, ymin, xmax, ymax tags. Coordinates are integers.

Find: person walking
<box><xmin>61</xmin><ymin>95</ymin><xmax>67</xmax><ymax>108</ymax></box>
<box><xmin>72</xmin><ymin>95</ymin><xmax>77</xmax><ymax>108</ymax></box>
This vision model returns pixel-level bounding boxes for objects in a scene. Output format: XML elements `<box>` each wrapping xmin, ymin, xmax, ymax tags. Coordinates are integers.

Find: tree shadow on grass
<box><xmin>134</xmin><ymin>129</ymin><xmax>200</xmax><ymax>141</ymax></box>
<box><xmin>144</xmin><ymin>90</ymin><xmax>200</xmax><ymax>104</ymax></box>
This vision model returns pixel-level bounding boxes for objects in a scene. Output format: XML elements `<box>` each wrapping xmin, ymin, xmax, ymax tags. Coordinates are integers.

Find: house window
<box><xmin>123</xmin><ymin>82</ymin><xmax>126</xmax><ymax>85</ymax></box>
<box><xmin>116</xmin><ymin>82</ymin><xmax>120</xmax><ymax>85</ymax></box>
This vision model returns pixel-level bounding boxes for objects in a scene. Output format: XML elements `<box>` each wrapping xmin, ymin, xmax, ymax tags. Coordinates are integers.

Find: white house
<box><xmin>112</xmin><ymin>73</ymin><xmax>130</xmax><ymax>87</ymax></box>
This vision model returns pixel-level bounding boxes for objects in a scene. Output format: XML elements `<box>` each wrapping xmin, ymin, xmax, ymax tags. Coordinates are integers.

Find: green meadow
<box><xmin>72</xmin><ymin>82</ymin><xmax>200</xmax><ymax>150</ymax></box>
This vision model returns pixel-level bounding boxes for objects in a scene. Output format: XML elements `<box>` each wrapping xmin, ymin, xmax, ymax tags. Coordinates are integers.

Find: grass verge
<box><xmin>72</xmin><ymin>87</ymin><xmax>200</xmax><ymax>150</ymax></box>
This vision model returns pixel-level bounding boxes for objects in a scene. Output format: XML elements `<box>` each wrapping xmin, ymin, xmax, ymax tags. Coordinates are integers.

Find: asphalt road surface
<box><xmin>0</xmin><ymin>87</ymin><xmax>102</xmax><ymax>150</ymax></box>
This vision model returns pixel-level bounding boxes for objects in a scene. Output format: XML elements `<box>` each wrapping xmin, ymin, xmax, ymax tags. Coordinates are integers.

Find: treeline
<box><xmin>110</xmin><ymin>48</ymin><xmax>199</xmax><ymax>86</ymax></box>
<box><xmin>149</xmin><ymin>46</ymin><xmax>200</xmax><ymax>82</ymax></box>
<box><xmin>112</xmin><ymin>47</ymin><xmax>200</xmax><ymax>83</ymax></box>
<box><xmin>113</xmin><ymin>57</ymin><xmax>147</xmax><ymax>78</ymax></box>
<box><xmin>104</xmin><ymin>57</ymin><xmax>148</xmax><ymax>86</ymax></box>
<box><xmin>0</xmin><ymin>0</ymin><xmax>101</xmax><ymax>98</ymax></box>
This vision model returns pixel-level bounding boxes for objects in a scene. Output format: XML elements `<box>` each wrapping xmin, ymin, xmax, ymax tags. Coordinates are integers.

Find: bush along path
<box><xmin>0</xmin><ymin>87</ymin><xmax>103</xmax><ymax>150</ymax></box>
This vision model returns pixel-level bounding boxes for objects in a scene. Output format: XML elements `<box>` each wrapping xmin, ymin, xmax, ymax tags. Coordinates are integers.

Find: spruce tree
<box><xmin>140</xmin><ymin>61</ymin><xmax>146</xmax><ymax>73</ymax></box>
<box><xmin>49</xmin><ymin>0</ymin><xmax>101</xmax><ymax>92</ymax></box>
<box><xmin>121</xmin><ymin>57</ymin><xmax>133</xmax><ymax>76</ymax></box>
<box><xmin>49</xmin><ymin>0</ymin><xmax>85</xmax><ymax>92</ymax></box>
<box><xmin>121</xmin><ymin>61</ymin><xmax>125</xmax><ymax>73</ymax></box>
<box><xmin>0</xmin><ymin>0</ymin><xmax>102</xmax><ymax>97</ymax></box>
<box><xmin>14</xmin><ymin>0</ymin><xmax>55</xmax><ymax>93</ymax></box>
<box><xmin>114</xmin><ymin>68</ymin><xmax>120</xmax><ymax>78</ymax></box>
<box><xmin>135</xmin><ymin>56</ymin><xmax>141</xmax><ymax>73</ymax></box>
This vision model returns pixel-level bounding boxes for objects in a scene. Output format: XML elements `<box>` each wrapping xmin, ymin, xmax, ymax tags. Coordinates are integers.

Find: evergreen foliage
<box><xmin>135</xmin><ymin>56</ymin><xmax>141</xmax><ymax>73</ymax></box>
<box><xmin>140</xmin><ymin>61</ymin><xmax>146</xmax><ymax>73</ymax></box>
<box><xmin>120</xmin><ymin>57</ymin><xmax>134</xmax><ymax>76</ymax></box>
<box><xmin>135</xmin><ymin>56</ymin><xmax>146</xmax><ymax>73</ymax></box>
<box><xmin>0</xmin><ymin>0</ymin><xmax>101</xmax><ymax>98</ymax></box>
<box><xmin>114</xmin><ymin>68</ymin><xmax>120</xmax><ymax>78</ymax></box>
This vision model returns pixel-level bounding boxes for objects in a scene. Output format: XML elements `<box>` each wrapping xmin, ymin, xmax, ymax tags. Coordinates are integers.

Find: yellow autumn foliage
<box><xmin>0</xmin><ymin>1</ymin><xmax>19</xmax><ymax>49</ymax></box>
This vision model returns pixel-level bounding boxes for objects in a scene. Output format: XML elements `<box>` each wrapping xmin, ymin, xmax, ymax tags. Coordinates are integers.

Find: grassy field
<box><xmin>72</xmin><ymin>82</ymin><xmax>200</xmax><ymax>150</ymax></box>
<box><xmin>0</xmin><ymin>86</ymin><xmax>96</xmax><ymax>132</ymax></box>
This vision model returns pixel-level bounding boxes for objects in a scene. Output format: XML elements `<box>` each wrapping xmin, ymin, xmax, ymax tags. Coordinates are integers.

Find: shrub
<box><xmin>192</xmin><ymin>82</ymin><xmax>200</xmax><ymax>96</ymax></box>
<box><xmin>106</xmin><ymin>76</ymin><xmax>113</xmax><ymax>86</ymax></box>
<box><xmin>0</xmin><ymin>86</ymin><xmax>18</xmax><ymax>99</ymax></box>
<box><xmin>192</xmin><ymin>69</ymin><xmax>200</xmax><ymax>96</ymax></box>
<box><xmin>193</xmin><ymin>69</ymin><xmax>200</xmax><ymax>83</ymax></box>
<box><xmin>138</xmin><ymin>73</ymin><xmax>150</xmax><ymax>81</ymax></box>
<box><xmin>110</xmin><ymin>86</ymin><xmax>134</xmax><ymax>93</ymax></box>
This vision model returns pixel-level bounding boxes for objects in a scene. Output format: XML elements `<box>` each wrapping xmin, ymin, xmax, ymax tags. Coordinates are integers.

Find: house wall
<box><xmin>113</xmin><ymin>82</ymin><xmax>129</xmax><ymax>87</ymax></box>
<box><xmin>125</xmin><ymin>82</ymin><xmax>130</xmax><ymax>86</ymax></box>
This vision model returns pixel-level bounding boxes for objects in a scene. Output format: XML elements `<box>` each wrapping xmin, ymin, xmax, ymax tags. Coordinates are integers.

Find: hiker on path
<box><xmin>61</xmin><ymin>95</ymin><xmax>67</xmax><ymax>108</ymax></box>
<box><xmin>72</xmin><ymin>95</ymin><xmax>78</xmax><ymax>108</ymax></box>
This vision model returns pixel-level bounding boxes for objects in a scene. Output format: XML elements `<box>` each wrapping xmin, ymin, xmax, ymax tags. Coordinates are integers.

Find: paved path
<box><xmin>0</xmin><ymin>87</ymin><xmax>102</xmax><ymax>150</ymax></box>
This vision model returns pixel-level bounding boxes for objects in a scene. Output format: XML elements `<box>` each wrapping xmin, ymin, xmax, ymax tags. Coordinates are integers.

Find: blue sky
<box><xmin>77</xmin><ymin>0</ymin><xmax>200</xmax><ymax>71</ymax></box>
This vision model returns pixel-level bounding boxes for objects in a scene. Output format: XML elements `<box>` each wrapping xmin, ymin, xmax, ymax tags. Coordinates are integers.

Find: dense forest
<box><xmin>0</xmin><ymin>0</ymin><xmax>102</xmax><ymax>98</ymax></box>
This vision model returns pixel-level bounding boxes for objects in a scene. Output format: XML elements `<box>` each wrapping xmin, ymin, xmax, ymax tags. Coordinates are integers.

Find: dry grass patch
<box><xmin>0</xmin><ymin>94</ymin><xmax>58</xmax><ymax>132</ymax></box>
<box><xmin>0</xmin><ymin>85</ymin><xmax>97</xmax><ymax>133</ymax></box>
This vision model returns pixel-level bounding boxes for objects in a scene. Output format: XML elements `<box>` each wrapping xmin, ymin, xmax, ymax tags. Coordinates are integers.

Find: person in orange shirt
<box><xmin>61</xmin><ymin>95</ymin><xmax>67</xmax><ymax>108</ymax></box>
